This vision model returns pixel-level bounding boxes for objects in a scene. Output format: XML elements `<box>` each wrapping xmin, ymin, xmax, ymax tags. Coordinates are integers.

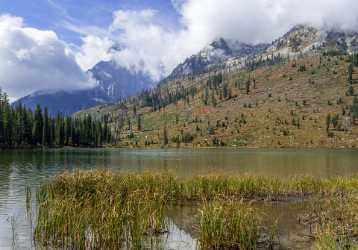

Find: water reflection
<box><xmin>0</xmin><ymin>148</ymin><xmax>358</xmax><ymax>248</ymax></box>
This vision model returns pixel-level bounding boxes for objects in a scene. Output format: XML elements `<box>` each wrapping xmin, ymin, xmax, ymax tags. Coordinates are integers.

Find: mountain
<box><xmin>15</xmin><ymin>25</ymin><xmax>358</xmax><ymax>115</ymax></box>
<box><xmin>14</xmin><ymin>61</ymin><xmax>154</xmax><ymax>115</ymax></box>
<box><xmin>167</xmin><ymin>38</ymin><xmax>268</xmax><ymax>79</ymax></box>
<box><xmin>14</xmin><ymin>90</ymin><xmax>110</xmax><ymax>115</ymax></box>
<box><xmin>263</xmin><ymin>25</ymin><xmax>358</xmax><ymax>59</ymax></box>
<box><xmin>89</xmin><ymin>61</ymin><xmax>153</xmax><ymax>100</ymax></box>
<box><xmin>77</xmin><ymin>24</ymin><xmax>358</xmax><ymax>149</ymax></box>
<box><xmin>167</xmin><ymin>25</ymin><xmax>358</xmax><ymax>80</ymax></box>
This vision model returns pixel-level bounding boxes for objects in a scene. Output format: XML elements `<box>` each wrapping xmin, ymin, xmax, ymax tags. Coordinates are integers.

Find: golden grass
<box><xmin>35</xmin><ymin>170</ymin><xmax>358</xmax><ymax>249</ymax></box>
<box><xmin>299</xmin><ymin>196</ymin><xmax>358</xmax><ymax>250</ymax></box>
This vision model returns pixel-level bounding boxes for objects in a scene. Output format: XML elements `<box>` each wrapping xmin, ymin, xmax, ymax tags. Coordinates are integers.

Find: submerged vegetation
<box><xmin>35</xmin><ymin>171</ymin><xmax>358</xmax><ymax>249</ymax></box>
<box><xmin>300</xmin><ymin>197</ymin><xmax>358</xmax><ymax>250</ymax></box>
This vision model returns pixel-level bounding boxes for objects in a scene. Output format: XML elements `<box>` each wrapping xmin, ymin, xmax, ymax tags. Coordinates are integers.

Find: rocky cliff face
<box><xmin>167</xmin><ymin>38</ymin><xmax>268</xmax><ymax>79</ymax></box>
<box><xmin>167</xmin><ymin>25</ymin><xmax>358</xmax><ymax>80</ymax></box>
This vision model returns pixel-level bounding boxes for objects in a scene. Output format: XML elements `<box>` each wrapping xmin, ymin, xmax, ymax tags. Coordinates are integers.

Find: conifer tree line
<box><xmin>0</xmin><ymin>89</ymin><xmax>111</xmax><ymax>148</ymax></box>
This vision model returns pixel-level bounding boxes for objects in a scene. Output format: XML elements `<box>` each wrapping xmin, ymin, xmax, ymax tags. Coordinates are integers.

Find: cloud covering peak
<box><xmin>2</xmin><ymin>0</ymin><xmax>358</xmax><ymax>100</ymax></box>
<box><xmin>76</xmin><ymin>0</ymin><xmax>358</xmax><ymax>81</ymax></box>
<box><xmin>0</xmin><ymin>15</ymin><xmax>95</xmax><ymax>100</ymax></box>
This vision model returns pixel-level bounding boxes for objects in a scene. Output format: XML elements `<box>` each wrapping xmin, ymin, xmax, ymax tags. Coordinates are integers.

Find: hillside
<box><xmin>78</xmin><ymin>52</ymin><xmax>358</xmax><ymax>148</ymax></box>
<box><xmin>77</xmin><ymin>25</ymin><xmax>358</xmax><ymax>148</ymax></box>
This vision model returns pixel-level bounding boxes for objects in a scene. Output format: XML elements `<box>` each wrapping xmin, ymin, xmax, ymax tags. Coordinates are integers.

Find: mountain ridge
<box><xmin>76</xmin><ymin>24</ymin><xmax>358</xmax><ymax>149</ymax></box>
<box><xmin>14</xmin><ymin>60</ymin><xmax>154</xmax><ymax>115</ymax></box>
<box><xmin>166</xmin><ymin>24</ymin><xmax>358</xmax><ymax>81</ymax></box>
<box><xmin>14</xmin><ymin>24</ymin><xmax>358</xmax><ymax>115</ymax></box>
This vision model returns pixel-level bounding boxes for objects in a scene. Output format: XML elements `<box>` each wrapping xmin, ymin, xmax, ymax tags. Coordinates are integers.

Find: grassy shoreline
<box><xmin>35</xmin><ymin>171</ymin><xmax>358</xmax><ymax>249</ymax></box>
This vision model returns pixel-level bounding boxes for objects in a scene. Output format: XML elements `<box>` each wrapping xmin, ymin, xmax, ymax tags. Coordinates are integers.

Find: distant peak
<box><xmin>210</xmin><ymin>38</ymin><xmax>232</xmax><ymax>52</ymax></box>
<box><xmin>284</xmin><ymin>24</ymin><xmax>318</xmax><ymax>36</ymax></box>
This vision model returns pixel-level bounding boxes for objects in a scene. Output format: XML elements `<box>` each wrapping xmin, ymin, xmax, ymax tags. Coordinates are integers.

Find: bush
<box><xmin>182</xmin><ymin>133</ymin><xmax>194</xmax><ymax>143</ymax></box>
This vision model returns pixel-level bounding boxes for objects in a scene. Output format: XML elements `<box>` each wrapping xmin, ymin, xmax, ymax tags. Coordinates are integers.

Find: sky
<box><xmin>1</xmin><ymin>0</ymin><xmax>358</xmax><ymax>100</ymax></box>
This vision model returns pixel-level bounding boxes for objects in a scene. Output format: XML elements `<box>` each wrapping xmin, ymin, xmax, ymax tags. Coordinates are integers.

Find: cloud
<box><xmin>3</xmin><ymin>1</ymin><xmax>358</xmax><ymax>100</ymax></box>
<box><xmin>178</xmin><ymin>0</ymin><xmax>358</xmax><ymax>44</ymax></box>
<box><xmin>0</xmin><ymin>15</ymin><xmax>95</xmax><ymax>101</ymax></box>
<box><xmin>74</xmin><ymin>0</ymin><xmax>358</xmax><ymax>81</ymax></box>
<box><xmin>75</xmin><ymin>9</ymin><xmax>206</xmax><ymax>80</ymax></box>
<box><xmin>75</xmin><ymin>35</ymin><xmax>114</xmax><ymax>71</ymax></box>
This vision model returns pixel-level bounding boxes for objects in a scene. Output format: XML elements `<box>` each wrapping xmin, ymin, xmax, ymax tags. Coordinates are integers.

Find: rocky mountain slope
<box><xmin>78</xmin><ymin>25</ymin><xmax>358</xmax><ymax>148</ymax></box>
<box><xmin>166</xmin><ymin>25</ymin><xmax>358</xmax><ymax>80</ymax></box>
<box><xmin>167</xmin><ymin>38</ymin><xmax>268</xmax><ymax>79</ymax></box>
<box><xmin>17</xmin><ymin>25</ymin><xmax>358</xmax><ymax>116</ymax></box>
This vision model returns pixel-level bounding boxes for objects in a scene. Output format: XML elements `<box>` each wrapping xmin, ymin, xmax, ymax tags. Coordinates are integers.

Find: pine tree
<box><xmin>43</xmin><ymin>107</ymin><xmax>50</xmax><ymax>146</ymax></box>
<box><xmin>326</xmin><ymin>114</ymin><xmax>331</xmax><ymax>133</ymax></box>
<box><xmin>163</xmin><ymin>126</ymin><xmax>169</xmax><ymax>145</ymax></box>
<box><xmin>348</xmin><ymin>63</ymin><xmax>353</xmax><ymax>84</ymax></box>
<box><xmin>0</xmin><ymin>90</ymin><xmax>111</xmax><ymax>149</ymax></box>
<box><xmin>246</xmin><ymin>80</ymin><xmax>250</xmax><ymax>95</ymax></box>
<box><xmin>33</xmin><ymin>105</ymin><xmax>43</xmax><ymax>145</ymax></box>
<box><xmin>137</xmin><ymin>115</ymin><xmax>142</xmax><ymax>131</ymax></box>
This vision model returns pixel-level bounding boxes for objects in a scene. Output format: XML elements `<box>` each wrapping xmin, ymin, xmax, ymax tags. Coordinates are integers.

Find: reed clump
<box><xmin>35</xmin><ymin>171</ymin><xmax>358</xmax><ymax>249</ymax></box>
<box><xmin>38</xmin><ymin>171</ymin><xmax>358</xmax><ymax>202</ymax></box>
<box><xmin>35</xmin><ymin>179</ymin><xmax>168</xmax><ymax>249</ymax></box>
<box><xmin>199</xmin><ymin>201</ymin><xmax>261</xmax><ymax>249</ymax></box>
<box><xmin>300</xmin><ymin>196</ymin><xmax>358</xmax><ymax>250</ymax></box>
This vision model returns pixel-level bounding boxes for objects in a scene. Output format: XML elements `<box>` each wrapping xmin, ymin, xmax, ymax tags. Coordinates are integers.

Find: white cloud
<box><xmin>0</xmin><ymin>15</ymin><xmax>95</xmax><ymax>101</ymax></box>
<box><xmin>75</xmin><ymin>0</ymin><xmax>358</xmax><ymax>81</ymax></box>
<box><xmin>75</xmin><ymin>9</ymin><xmax>207</xmax><ymax>80</ymax></box>
<box><xmin>75</xmin><ymin>35</ymin><xmax>114</xmax><ymax>70</ymax></box>
<box><xmin>3</xmin><ymin>1</ymin><xmax>358</xmax><ymax>100</ymax></box>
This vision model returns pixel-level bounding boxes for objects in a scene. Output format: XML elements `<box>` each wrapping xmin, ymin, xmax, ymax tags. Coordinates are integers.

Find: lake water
<box><xmin>1</xmin><ymin>148</ymin><xmax>358</xmax><ymax>249</ymax></box>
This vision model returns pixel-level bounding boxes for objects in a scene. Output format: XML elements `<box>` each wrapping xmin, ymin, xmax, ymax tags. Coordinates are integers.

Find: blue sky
<box><xmin>0</xmin><ymin>0</ymin><xmax>180</xmax><ymax>44</ymax></box>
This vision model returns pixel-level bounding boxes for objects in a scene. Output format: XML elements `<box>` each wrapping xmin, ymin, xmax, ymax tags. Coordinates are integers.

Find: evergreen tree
<box><xmin>246</xmin><ymin>80</ymin><xmax>251</xmax><ymax>95</ymax></box>
<box><xmin>348</xmin><ymin>63</ymin><xmax>353</xmax><ymax>84</ymax></box>
<box><xmin>43</xmin><ymin>107</ymin><xmax>50</xmax><ymax>146</ymax></box>
<box><xmin>326</xmin><ymin>114</ymin><xmax>331</xmax><ymax>133</ymax></box>
<box><xmin>0</xmin><ymin>90</ymin><xmax>111</xmax><ymax>149</ymax></box>
<box><xmin>137</xmin><ymin>115</ymin><xmax>142</xmax><ymax>131</ymax></box>
<box><xmin>351</xmin><ymin>97</ymin><xmax>358</xmax><ymax>124</ymax></box>
<box><xmin>163</xmin><ymin>126</ymin><xmax>169</xmax><ymax>145</ymax></box>
<box><xmin>33</xmin><ymin>105</ymin><xmax>43</xmax><ymax>145</ymax></box>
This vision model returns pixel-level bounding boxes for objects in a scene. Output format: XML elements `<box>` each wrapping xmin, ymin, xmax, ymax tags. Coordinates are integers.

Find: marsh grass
<box><xmin>39</xmin><ymin>171</ymin><xmax>358</xmax><ymax>201</ymax></box>
<box><xmin>35</xmin><ymin>189</ymin><xmax>168</xmax><ymax>249</ymax></box>
<box><xmin>199</xmin><ymin>201</ymin><xmax>260</xmax><ymax>249</ymax></box>
<box><xmin>313</xmin><ymin>226</ymin><xmax>358</xmax><ymax>250</ymax></box>
<box><xmin>35</xmin><ymin>171</ymin><xmax>358</xmax><ymax>249</ymax></box>
<box><xmin>300</xmin><ymin>196</ymin><xmax>358</xmax><ymax>250</ymax></box>
<box><xmin>25</xmin><ymin>186</ymin><xmax>32</xmax><ymax>216</ymax></box>
<box><xmin>25</xmin><ymin>186</ymin><xmax>34</xmax><ymax>248</ymax></box>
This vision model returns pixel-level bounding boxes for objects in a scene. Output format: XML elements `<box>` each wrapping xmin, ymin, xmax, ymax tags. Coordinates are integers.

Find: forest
<box><xmin>0</xmin><ymin>89</ymin><xmax>111</xmax><ymax>149</ymax></box>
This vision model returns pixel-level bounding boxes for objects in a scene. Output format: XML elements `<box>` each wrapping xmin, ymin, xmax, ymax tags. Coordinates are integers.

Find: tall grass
<box><xmin>35</xmin><ymin>170</ymin><xmax>358</xmax><ymax>249</ymax></box>
<box><xmin>35</xmin><ymin>189</ymin><xmax>168</xmax><ymax>249</ymax></box>
<box><xmin>300</xmin><ymin>196</ymin><xmax>358</xmax><ymax>250</ymax></box>
<box><xmin>38</xmin><ymin>171</ymin><xmax>358</xmax><ymax>202</ymax></box>
<box><xmin>199</xmin><ymin>201</ymin><xmax>260</xmax><ymax>249</ymax></box>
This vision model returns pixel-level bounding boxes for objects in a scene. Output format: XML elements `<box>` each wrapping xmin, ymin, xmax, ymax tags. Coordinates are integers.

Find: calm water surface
<box><xmin>1</xmin><ymin>148</ymin><xmax>358</xmax><ymax>249</ymax></box>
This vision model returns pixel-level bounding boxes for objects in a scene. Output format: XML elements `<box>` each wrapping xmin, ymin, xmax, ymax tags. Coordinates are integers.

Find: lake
<box><xmin>1</xmin><ymin>148</ymin><xmax>358</xmax><ymax>249</ymax></box>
